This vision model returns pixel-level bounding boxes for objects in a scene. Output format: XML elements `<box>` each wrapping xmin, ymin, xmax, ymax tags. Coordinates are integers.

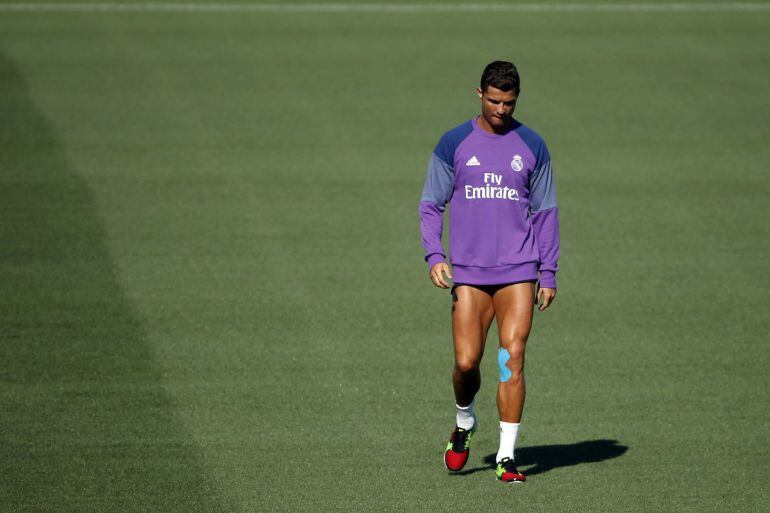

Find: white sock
<box><xmin>455</xmin><ymin>402</ymin><xmax>475</xmax><ymax>429</ymax></box>
<box><xmin>496</xmin><ymin>422</ymin><xmax>520</xmax><ymax>462</ymax></box>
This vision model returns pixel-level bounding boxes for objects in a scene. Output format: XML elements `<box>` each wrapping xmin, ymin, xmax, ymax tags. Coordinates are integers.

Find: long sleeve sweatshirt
<box><xmin>419</xmin><ymin>117</ymin><xmax>560</xmax><ymax>288</ymax></box>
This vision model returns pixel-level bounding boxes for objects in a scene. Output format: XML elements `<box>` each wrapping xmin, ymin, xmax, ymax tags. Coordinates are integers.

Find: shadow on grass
<box><xmin>0</xmin><ymin>52</ymin><xmax>232</xmax><ymax>511</ymax></box>
<box><xmin>451</xmin><ymin>439</ymin><xmax>628</xmax><ymax>477</ymax></box>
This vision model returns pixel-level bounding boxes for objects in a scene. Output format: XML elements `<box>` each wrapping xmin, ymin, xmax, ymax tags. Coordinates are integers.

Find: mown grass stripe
<box><xmin>0</xmin><ymin>2</ymin><xmax>769</xmax><ymax>14</ymax></box>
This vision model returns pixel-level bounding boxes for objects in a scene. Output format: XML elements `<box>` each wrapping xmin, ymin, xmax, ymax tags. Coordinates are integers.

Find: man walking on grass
<box><xmin>419</xmin><ymin>60</ymin><xmax>560</xmax><ymax>483</ymax></box>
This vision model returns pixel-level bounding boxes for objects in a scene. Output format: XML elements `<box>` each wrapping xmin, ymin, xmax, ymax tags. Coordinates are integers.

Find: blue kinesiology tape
<box><xmin>498</xmin><ymin>347</ymin><xmax>512</xmax><ymax>383</ymax></box>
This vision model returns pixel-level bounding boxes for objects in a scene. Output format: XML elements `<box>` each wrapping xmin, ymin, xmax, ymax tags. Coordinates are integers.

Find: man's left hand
<box><xmin>537</xmin><ymin>287</ymin><xmax>556</xmax><ymax>311</ymax></box>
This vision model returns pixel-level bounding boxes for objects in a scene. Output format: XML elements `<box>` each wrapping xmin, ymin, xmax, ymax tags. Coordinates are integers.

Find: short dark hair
<box><xmin>480</xmin><ymin>61</ymin><xmax>520</xmax><ymax>93</ymax></box>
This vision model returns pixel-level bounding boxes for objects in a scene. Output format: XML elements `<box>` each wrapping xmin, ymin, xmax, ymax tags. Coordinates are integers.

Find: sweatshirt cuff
<box><xmin>539</xmin><ymin>270</ymin><xmax>557</xmax><ymax>289</ymax></box>
<box><xmin>426</xmin><ymin>253</ymin><xmax>446</xmax><ymax>269</ymax></box>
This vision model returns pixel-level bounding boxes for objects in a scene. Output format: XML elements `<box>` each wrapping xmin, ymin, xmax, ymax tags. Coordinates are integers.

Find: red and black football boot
<box><xmin>443</xmin><ymin>422</ymin><xmax>476</xmax><ymax>471</ymax></box>
<box><xmin>496</xmin><ymin>457</ymin><xmax>526</xmax><ymax>483</ymax></box>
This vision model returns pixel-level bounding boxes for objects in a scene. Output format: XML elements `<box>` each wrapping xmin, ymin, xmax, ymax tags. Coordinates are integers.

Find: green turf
<box><xmin>1</xmin><ymin>2</ymin><xmax>768</xmax><ymax>512</ymax></box>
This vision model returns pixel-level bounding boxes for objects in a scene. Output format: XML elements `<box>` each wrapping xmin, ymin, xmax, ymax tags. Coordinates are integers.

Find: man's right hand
<box><xmin>429</xmin><ymin>262</ymin><xmax>453</xmax><ymax>289</ymax></box>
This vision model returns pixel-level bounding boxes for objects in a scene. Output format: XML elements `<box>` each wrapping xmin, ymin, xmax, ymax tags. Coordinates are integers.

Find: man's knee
<box><xmin>454</xmin><ymin>354</ymin><xmax>481</xmax><ymax>375</ymax></box>
<box><xmin>500</xmin><ymin>323</ymin><xmax>530</xmax><ymax>346</ymax></box>
<box><xmin>498</xmin><ymin>345</ymin><xmax>525</xmax><ymax>382</ymax></box>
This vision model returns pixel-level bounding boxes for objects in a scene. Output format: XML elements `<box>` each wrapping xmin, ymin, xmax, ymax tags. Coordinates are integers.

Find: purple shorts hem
<box><xmin>451</xmin><ymin>262</ymin><xmax>539</xmax><ymax>286</ymax></box>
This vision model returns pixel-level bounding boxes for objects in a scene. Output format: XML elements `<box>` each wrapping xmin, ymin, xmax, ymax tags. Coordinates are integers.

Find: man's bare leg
<box><xmin>493</xmin><ymin>282</ymin><xmax>535</xmax><ymax>422</ymax></box>
<box><xmin>444</xmin><ymin>285</ymin><xmax>495</xmax><ymax>471</ymax></box>
<box><xmin>490</xmin><ymin>282</ymin><xmax>535</xmax><ymax>479</ymax></box>
<box><xmin>451</xmin><ymin>286</ymin><xmax>495</xmax><ymax>407</ymax></box>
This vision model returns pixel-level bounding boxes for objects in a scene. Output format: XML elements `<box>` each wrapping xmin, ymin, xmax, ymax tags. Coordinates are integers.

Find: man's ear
<box><xmin>476</xmin><ymin>87</ymin><xmax>483</xmax><ymax>99</ymax></box>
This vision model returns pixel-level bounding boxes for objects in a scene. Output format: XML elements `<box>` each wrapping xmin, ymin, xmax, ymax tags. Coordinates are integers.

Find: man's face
<box><xmin>477</xmin><ymin>85</ymin><xmax>518</xmax><ymax>129</ymax></box>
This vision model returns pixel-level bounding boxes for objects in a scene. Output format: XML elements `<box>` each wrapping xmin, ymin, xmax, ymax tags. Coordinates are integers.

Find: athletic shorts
<box><xmin>451</xmin><ymin>280</ymin><xmax>538</xmax><ymax>302</ymax></box>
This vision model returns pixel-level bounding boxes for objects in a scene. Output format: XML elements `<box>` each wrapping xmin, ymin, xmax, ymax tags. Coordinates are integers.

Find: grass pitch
<box><xmin>1</xmin><ymin>2</ymin><xmax>768</xmax><ymax>512</ymax></box>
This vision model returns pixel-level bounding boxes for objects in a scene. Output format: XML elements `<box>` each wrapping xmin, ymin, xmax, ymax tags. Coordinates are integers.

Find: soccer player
<box><xmin>419</xmin><ymin>61</ymin><xmax>559</xmax><ymax>483</ymax></box>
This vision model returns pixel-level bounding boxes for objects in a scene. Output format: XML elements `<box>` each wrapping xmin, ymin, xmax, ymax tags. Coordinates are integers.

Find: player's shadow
<box><xmin>451</xmin><ymin>439</ymin><xmax>628</xmax><ymax>477</ymax></box>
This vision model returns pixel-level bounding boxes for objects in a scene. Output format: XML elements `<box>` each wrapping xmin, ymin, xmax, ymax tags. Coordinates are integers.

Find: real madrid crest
<box><xmin>511</xmin><ymin>155</ymin><xmax>523</xmax><ymax>172</ymax></box>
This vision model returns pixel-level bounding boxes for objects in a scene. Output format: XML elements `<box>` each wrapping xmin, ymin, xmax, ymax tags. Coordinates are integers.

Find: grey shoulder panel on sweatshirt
<box><xmin>529</xmin><ymin>159</ymin><xmax>557</xmax><ymax>212</ymax></box>
<box><xmin>420</xmin><ymin>153</ymin><xmax>454</xmax><ymax>206</ymax></box>
<box><xmin>421</xmin><ymin>120</ymin><xmax>474</xmax><ymax>206</ymax></box>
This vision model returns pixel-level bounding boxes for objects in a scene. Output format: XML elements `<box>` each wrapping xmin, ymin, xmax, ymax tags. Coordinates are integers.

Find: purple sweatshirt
<box><xmin>419</xmin><ymin>117</ymin><xmax>560</xmax><ymax>288</ymax></box>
